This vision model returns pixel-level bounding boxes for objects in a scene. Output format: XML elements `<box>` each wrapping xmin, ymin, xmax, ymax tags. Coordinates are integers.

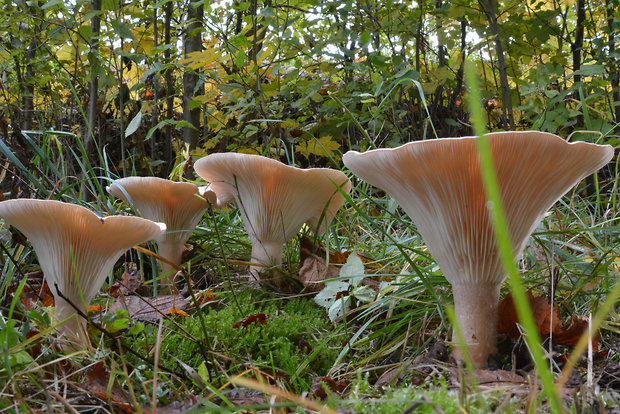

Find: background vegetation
<box><xmin>0</xmin><ymin>0</ymin><xmax>618</xmax><ymax>177</ymax></box>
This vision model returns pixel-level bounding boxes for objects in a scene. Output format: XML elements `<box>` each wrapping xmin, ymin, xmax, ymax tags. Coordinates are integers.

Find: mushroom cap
<box><xmin>343</xmin><ymin>131</ymin><xmax>614</xmax><ymax>285</ymax></box>
<box><xmin>194</xmin><ymin>153</ymin><xmax>351</xmax><ymax>245</ymax></box>
<box><xmin>107</xmin><ymin>177</ymin><xmax>216</xmax><ymax>246</ymax></box>
<box><xmin>0</xmin><ymin>199</ymin><xmax>166</xmax><ymax>320</ymax></box>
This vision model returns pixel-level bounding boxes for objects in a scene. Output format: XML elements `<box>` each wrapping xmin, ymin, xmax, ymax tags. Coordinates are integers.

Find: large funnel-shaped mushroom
<box><xmin>0</xmin><ymin>199</ymin><xmax>165</xmax><ymax>349</ymax></box>
<box><xmin>194</xmin><ymin>153</ymin><xmax>351</xmax><ymax>284</ymax></box>
<box><xmin>343</xmin><ymin>131</ymin><xmax>613</xmax><ymax>368</ymax></box>
<box><xmin>107</xmin><ymin>177</ymin><xmax>216</xmax><ymax>289</ymax></box>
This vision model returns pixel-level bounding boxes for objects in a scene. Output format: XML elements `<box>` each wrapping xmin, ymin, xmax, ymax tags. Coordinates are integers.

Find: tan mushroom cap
<box><xmin>343</xmin><ymin>131</ymin><xmax>614</xmax><ymax>367</ymax></box>
<box><xmin>0</xmin><ymin>199</ymin><xmax>166</xmax><ymax>348</ymax></box>
<box><xmin>194</xmin><ymin>153</ymin><xmax>351</xmax><ymax>279</ymax></box>
<box><xmin>107</xmin><ymin>177</ymin><xmax>216</xmax><ymax>277</ymax></box>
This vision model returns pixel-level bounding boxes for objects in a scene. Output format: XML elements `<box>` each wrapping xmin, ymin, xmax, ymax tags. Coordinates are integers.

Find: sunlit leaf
<box><xmin>295</xmin><ymin>136</ymin><xmax>341</xmax><ymax>160</ymax></box>
<box><xmin>125</xmin><ymin>110</ymin><xmax>142</xmax><ymax>137</ymax></box>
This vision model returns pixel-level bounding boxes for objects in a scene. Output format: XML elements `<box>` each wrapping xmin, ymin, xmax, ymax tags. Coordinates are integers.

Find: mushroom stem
<box><xmin>54</xmin><ymin>296</ymin><xmax>90</xmax><ymax>349</ymax></box>
<box><xmin>156</xmin><ymin>242</ymin><xmax>184</xmax><ymax>293</ymax></box>
<box><xmin>450</xmin><ymin>282</ymin><xmax>501</xmax><ymax>368</ymax></box>
<box><xmin>250</xmin><ymin>241</ymin><xmax>283</xmax><ymax>285</ymax></box>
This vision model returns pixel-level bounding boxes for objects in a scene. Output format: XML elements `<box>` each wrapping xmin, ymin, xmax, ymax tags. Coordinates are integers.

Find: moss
<box><xmin>341</xmin><ymin>375</ymin><xmax>525</xmax><ymax>414</ymax></box>
<box><xmin>156</xmin><ymin>289</ymin><xmax>343</xmax><ymax>391</ymax></box>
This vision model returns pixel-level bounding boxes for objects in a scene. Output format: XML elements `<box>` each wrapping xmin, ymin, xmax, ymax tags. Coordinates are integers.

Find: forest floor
<box><xmin>1</xmin><ymin>224</ymin><xmax>619</xmax><ymax>413</ymax></box>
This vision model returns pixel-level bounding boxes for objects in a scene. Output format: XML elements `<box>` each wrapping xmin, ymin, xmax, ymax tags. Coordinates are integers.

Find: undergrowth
<box><xmin>153</xmin><ymin>289</ymin><xmax>344</xmax><ymax>391</ymax></box>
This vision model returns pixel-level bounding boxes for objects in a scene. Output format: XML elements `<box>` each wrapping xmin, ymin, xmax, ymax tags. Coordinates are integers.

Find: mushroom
<box><xmin>0</xmin><ymin>199</ymin><xmax>165</xmax><ymax>348</ymax></box>
<box><xmin>343</xmin><ymin>131</ymin><xmax>614</xmax><ymax>368</ymax></box>
<box><xmin>194</xmin><ymin>153</ymin><xmax>351</xmax><ymax>285</ymax></box>
<box><xmin>107</xmin><ymin>177</ymin><xmax>217</xmax><ymax>290</ymax></box>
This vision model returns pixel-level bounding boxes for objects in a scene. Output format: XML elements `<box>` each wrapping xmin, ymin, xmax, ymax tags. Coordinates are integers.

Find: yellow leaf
<box><xmin>193</xmin><ymin>90</ymin><xmax>219</xmax><ymax>104</ymax></box>
<box><xmin>56</xmin><ymin>44</ymin><xmax>77</xmax><ymax>62</ymax></box>
<box><xmin>167</xmin><ymin>307</ymin><xmax>189</xmax><ymax>317</ymax></box>
<box><xmin>179</xmin><ymin>49</ymin><xmax>218</xmax><ymax>70</ymax></box>
<box><xmin>237</xmin><ymin>147</ymin><xmax>263</xmax><ymax>155</ymax></box>
<box><xmin>281</xmin><ymin>119</ymin><xmax>299</xmax><ymax>129</ymax></box>
<box><xmin>203</xmin><ymin>137</ymin><xmax>219</xmax><ymax>151</ymax></box>
<box><xmin>261</xmin><ymin>81</ymin><xmax>279</xmax><ymax>98</ymax></box>
<box><xmin>295</xmin><ymin>136</ymin><xmax>341</xmax><ymax>159</ymax></box>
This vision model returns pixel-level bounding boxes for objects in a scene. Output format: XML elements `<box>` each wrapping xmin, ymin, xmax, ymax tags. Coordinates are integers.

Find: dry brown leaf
<box><xmin>299</xmin><ymin>237</ymin><xmax>346</xmax><ymax>292</ymax></box>
<box><xmin>108</xmin><ymin>263</ymin><xmax>142</xmax><ymax>298</ymax></box>
<box><xmin>298</xmin><ymin>236</ymin><xmax>381</xmax><ymax>292</ymax></box>
<box><xmin>310</xmin><ymin>376</ymin><xmax>348</xmax><ymax>400</ymax></box>
<box><xmin>375</xmin><ymin>364</ymin><xmax>407</xmax><ymax>387</ymax></box>
<box><xmin>20</xmin><ymin>280</ymin><xmax>54</xmax><ymax>310</ymax></box>
<box><xmin>86</xmin><ymin>361</ymin><xmax>134</xmax><ymax>413</ymax></box>
<box><xmin>144</xmin><ymin>395</ymin><xmax>198</xmax><ymax>414</ymax></box>
<box><xmin>553</xmin><ymin>314</ymin><xmax>595</xmax><ymax>347</ymax></box>
<box><xmin>214</xmin><ymin>389</ymin><xmax>268</xmax><ymax>406</ymax></box>
<box><xmin>450</xmin><ymin>367</ymin><xmax>526</xmax><ymax>386</ymax></box>
<box><xmin>109</xmin><ymin>295</ymin><xmax>188</xmax><ymax>321</ymax></box>
<box><xmin>497</xmin><ymin>291</ymin><xmax>599</xmax><ymax>349</ymax></box>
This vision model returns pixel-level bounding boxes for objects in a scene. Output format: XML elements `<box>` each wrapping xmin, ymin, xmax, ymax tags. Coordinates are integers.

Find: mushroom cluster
<box><xmin>0</xmin><ymin>154</ymin><xmax>352</xmax><ymax>346</ymax></box>
<box><xmin>343</xmin><ymin>131</ymin><xmax>613</xmax><ymax>368</ymax></box>
<box><xmin>194</xmin><ymin>152</ymin><xmax>351</xmax><ymax>286</ymax></box>
<box><xmin>107</xmin><ymin>177</ymin><xmax>217</xmax><ymax>291</ymax></box>
<box><xmin>0</xmin><ymin>199</ymin><xmax>165</xmax><ymax>349</ymax></box>
<box><xmin>0</xmin><ymin>131</ymin><xmax>611</xmax><ymax>363</ymax></box>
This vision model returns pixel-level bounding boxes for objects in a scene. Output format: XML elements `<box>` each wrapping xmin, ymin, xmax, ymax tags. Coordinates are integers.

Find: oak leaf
<box><xmin>497</xmin><ymin>291</ymin><xmax>599</xmax><ymax>349</ymax></box>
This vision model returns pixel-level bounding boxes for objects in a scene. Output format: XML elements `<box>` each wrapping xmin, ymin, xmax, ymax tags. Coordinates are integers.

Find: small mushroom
<box><xmin>0</xmin><ymin>199</ymin><xmax>165</xmax><ymax>348</ymax></box>
<box><xmin>343</xmin><ymin>131</ymin><xmax>613</xmax><ymax>368</ymax></box>
<box><xmin>194</xmin><ymin>153</ymin><xmax>351</xmax><ymax>285</ymax></box>
<box><xmin>107</xmin><ymin>177</ymin><xmax>217</xmax><ymax>289</ymax></box>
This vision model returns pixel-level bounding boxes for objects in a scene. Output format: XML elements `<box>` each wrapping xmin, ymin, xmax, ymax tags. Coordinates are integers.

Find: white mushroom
<box><xmin>107</xmin><ymin>177</ymin><xmax>216</xmax><ymax>290</ymax></box>
<box><xmin>194</xmin><ymin>153</ymin><xmax>351</xmax><ymax>285</ymax></box>
<box><xmin>343</xmin><ymin>131</ymin><xmax>614</xmax><ymax>367</ymax></box>
<box><xmin>0</xmin><ymin>199</ymin><xmax>166</xmax><ymax>349</ymax></box>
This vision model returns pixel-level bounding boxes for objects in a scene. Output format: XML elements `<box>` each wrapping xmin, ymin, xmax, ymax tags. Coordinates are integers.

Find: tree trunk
<box><xmin>480</xmin><ymin>0</ymin><xmax>515</xmax><ymax>129</ymax></box>
<box><xmin>86</xmin><ymin>0</ymin><xmax>102</xmax><ymax>156</ymax></box>
<box><xmin>164</xmin><ymin>1</ymin><xmax>174</xmax><ymax>172</ymax></box>
<box><xmin>572</xmin><ymin>0</ymin><xmax>586</xmax><ymax>127</ymax></box>
<box><xmin>151</xmin><ymin>5</ymin><xmax>159</xmax><ymax>164</ymax></box>
<box><xmin>23</xmin><ymin>40</ymin><xmax>35</xmax><ymax>131</ymax></box>
<box><xmin>182</xmin><ymin>2</ymin><xmax>203</xmax><ymax>149</ymax></box>
<box><xmin>605</xmin><ymin>0</ymin><xmax>619</xmax><ymax>122</ymax></box>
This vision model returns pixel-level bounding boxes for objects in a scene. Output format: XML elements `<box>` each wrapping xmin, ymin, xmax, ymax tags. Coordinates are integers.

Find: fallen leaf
<box><xmin>213</xmin><ymin>389</ymin><xmax>268</xmax><ymax>407</ymax></box>
<box><xmin>375</xmin><ymin>363</ymin><xmax>407</xmax><ymax>387</ymax></box>
<box><xmin>299</xmin><ymin>237</ymin><xmax>380</xmax><ymax>293</ymax></box>
<box><xmin>497</xmin><ymin>291</ymin><xmax>599</xmax><ymax>349</ymax></box>
<box><xmin>89</xmin><ymin>304</ymin><xmax>103</xmax><ymax>313</ymax></box>
<box><xmin>191</xmin><ymin>289</ymin><xmax>216</xmax><ymax>307</ymax></box>
<box><xmin>167</xmin><ymin>307</ymin><xmax>189</xmax><ymax>317</ymax></box>
<box><xmin>299</xmin><ymin>247</ymin><xmax>341</xmax><ymax>293</ymax></box>
<box><xmin>233</xmin><ymin>313</ymin><xmax>267</xmax><ymax>329</ymax></box>
<box><xmin>20</xmin><ymin>280</ymin><xmax>54</xmax><ymax>310</ymax></box>
<box><xmin>553</xmin><ymin>314</ymin><xmax>593</xmax><ymax>347</ymax></box>
<box><xmin>109</xmin><ymin>295</ymin><xmax>188</xmax><ymax>321</ymax></box>
<box><xmin>311</xmin><ymin>376</ymin><xmax>348</xmax><ymax>400</ymax></box>
<box><xmin>450</xmin><ymin>367</ymin><xmax>526</xmax><ymax>387</ymax></box>
<box><xmin>108</xmin><ymin>263</ymin><xmax>142</xmax><ymax>298</ymax></box>
<box><xmin>86</xmin><ymin>360</ymin><xmax>134</xmax><ymax>413</ymax></box>
<box><xmin>144</xmin><ymin>395</ymin><xmax>198</xmax><ymax>414</ymax></box>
